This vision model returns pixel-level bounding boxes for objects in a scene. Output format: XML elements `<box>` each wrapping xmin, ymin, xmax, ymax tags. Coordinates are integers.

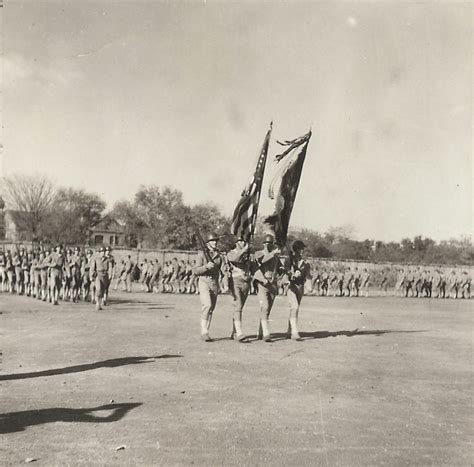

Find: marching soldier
<box><xmin>192</xmin><ymin>232</ymin><xmax>223</xmax><ymax>342</ymax></box>
<box><xmin>48</xmin><ymin>245</ymin><xmax>64</xmax><ymax>305</ymax></box>
<box><xmin>90</xmin><ymin>247</ymin><xmax>110</xmax><ymax>310</ymax></box>
<box><xmin>360</xmin><ymin>268</ymin><xmax>370</xmax><ymax>297</ymax></box>
<box><xmin>284</xmin><ymin>240</ymin><xmax>310</xmax><ymax>340</ymax></box>
<box><xmin>227</xmin><ymin>237</ymin><xmax>252</xmax><ymax>342</ymax></box>
<box><xmin>104</xmin><ymin>246</ymin><xmax>115</xmax><ymax>305</ymax></box>
<box><xmin>253</xmin><ymin>234</ymin><xmax>283</xmax><ymax>342</ymax></box>
<box><xmin>460</xmin><ymin>271</ymin><xmax>471</xmax><ymax>299</ymax></box>
<box><xmin>123</xmin><ymin>254</ymin><xmax>134</xmax><ymax>292</ymax></box>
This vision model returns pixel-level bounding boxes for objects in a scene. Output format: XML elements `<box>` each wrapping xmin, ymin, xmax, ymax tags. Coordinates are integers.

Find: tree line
<box><xmin>0</xmin><ymin>174</ymin><xmax>472</xmax><ymax>265</ymax></box>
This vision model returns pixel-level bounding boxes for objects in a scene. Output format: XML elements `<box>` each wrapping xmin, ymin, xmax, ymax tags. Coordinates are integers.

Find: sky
<box><xmin>1</xmin><ymin>0</ymin><xmax>472</xmax><ymax>242</ymax></box>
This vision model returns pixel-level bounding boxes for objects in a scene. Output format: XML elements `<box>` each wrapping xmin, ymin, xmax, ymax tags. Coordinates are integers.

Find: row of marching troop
<box><xmin>0</xmin><ymin>245</ymin><xmax>116</xmax><ymax>310</ymax></box>
<box><xmin>130</xmin><ymin>256</ymin><xmax>472</xmax><ymax>300</ymax></box>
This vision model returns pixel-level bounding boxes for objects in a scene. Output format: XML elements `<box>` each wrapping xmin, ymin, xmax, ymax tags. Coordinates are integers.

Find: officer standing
<box><xmin>253</xmin><ymin>234</ymin><xmax>282</xmax><ymax>342</ymax></box>
<box><xmin>284</xmin><ymin>240</ymin><xmax>310</xmax><ymax>340</ymax></box>
<box><xmin>192</xmin><ymin>232</ymin><xmax>223</xmax><ymax>342</ymax></box>
<box><xmin>227</xmin><ymin>237</ymin><xmax>252</xmax><ymax>342</ymax></box>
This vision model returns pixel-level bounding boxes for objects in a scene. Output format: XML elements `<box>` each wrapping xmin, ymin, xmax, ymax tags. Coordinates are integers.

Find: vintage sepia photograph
<box><xmin>0</xmin><ymin>0</ymin><xmax>472</xmax><ymax>465</ymax></box>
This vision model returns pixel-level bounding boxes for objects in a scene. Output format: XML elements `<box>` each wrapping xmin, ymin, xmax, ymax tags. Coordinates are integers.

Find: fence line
<box><xmin>0</xmin><ymin>240</ymin><xmax>472</xmax><ymax>272</ymax></box>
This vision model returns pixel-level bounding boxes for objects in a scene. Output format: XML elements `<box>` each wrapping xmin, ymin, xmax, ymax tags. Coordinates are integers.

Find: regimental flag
<box><xmin>264</xmin><ymin>129</ymin><xmax>312</xmax><ymax>246</ymax></box>
<box><xmin>231</xmin><ymin>123</ymin><xmax>273</xmax><ymax>242</ymax></box>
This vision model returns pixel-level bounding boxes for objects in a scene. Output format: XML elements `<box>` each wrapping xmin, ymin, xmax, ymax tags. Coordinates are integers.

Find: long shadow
<box><xmin>0</xmin><ymin>355</ymin><xmax>182</xmax><ymax>381</ymax></box>
<box><xmin>0</xmin><ymin>402</ymin><xmax>143</xmax><ymax>434</ymax></box>
<box><xmin>247</xmin><ymin>329</ymin><xmax>429</xmax><ymax>342</ymax></box>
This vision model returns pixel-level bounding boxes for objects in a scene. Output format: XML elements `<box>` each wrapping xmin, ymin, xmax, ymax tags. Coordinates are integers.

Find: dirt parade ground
<box><xmin>1</xmin><ymin>291</ymin><xmax>472</xmax><ymax>466</ymax></box>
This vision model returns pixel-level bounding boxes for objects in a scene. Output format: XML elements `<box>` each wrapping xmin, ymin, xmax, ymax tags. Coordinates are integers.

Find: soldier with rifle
<box><xmin>192</xmin><ymin>232</ymin><xmax>223</xmax><ymax>342</ymax></box>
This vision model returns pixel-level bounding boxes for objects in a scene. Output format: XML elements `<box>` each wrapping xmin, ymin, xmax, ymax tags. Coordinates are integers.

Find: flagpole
<box><xmin>249</xmin><ymin>121</ymin><xmax>272</xmax><ymax>242</ymax></box>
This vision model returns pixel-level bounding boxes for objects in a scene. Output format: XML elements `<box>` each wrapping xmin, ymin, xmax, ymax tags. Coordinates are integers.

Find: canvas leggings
<box><xmin>229</xmin><ymin>277</ymin><xmax>250</xmax><ymax>336</ymax></box>
<box><xmin>258</xmin><ymin>285</ymin><xmax>276</xmax><ymax>338</ymax></box>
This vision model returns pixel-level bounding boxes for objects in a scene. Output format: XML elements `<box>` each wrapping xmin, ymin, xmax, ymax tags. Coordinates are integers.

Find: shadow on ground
<box><xmin>0</xmin><ymin>403</ymin><xmax>143</xmax><ymax>434</ymax></box>
<box><xmin>0</xmin><ymin>355</ymin><xmax>182</xmax><ymax>381</ymax></box>
<box><xmin>246</xmin><ymin>328</ymin><xmax>428</xmax><ymax>342</ymax></box>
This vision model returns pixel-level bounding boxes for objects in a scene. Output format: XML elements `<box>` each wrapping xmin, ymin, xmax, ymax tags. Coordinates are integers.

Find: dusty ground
<box><xmin>1</xmin><ymin>290</ymin><xmax>472</xmax><ymax>466</ymax></box>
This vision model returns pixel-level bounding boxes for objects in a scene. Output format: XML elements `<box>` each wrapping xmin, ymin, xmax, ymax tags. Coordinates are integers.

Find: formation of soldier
<box><xmin>0</xmin><ymin>245</ymin><xmax>116</xmax><ymax>310</ymax></box>
<box><xmin>393</xmin><ymin>267</ymin><xmax>472</xmax><ymax>299</ymax></box>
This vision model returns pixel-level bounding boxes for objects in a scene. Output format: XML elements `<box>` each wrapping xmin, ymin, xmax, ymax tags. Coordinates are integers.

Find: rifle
<box><xmin>195</xmin><ymin>230</ymin><xmax>213</xmax><ymax>264</ymax></box>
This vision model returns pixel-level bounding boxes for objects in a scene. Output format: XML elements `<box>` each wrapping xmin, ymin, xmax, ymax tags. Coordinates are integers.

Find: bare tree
<box><xmin>0</xmin><ymin>174</ymin><xmax>56</xmax><ymax>240</ymax></box>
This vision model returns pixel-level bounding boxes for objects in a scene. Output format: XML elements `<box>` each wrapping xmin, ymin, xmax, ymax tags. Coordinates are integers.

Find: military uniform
<box><xmin>89</xmin><ymin>249</ymin><xmax>111</xmax><ymax>310</ymax></box>
<box><xmin>192</xmin><ymin>233</ymin><xmax>223</xmax><ymax>341</ymax></box>
<box><xmin>253</xmin><ymin>234</ymin><xmax>283</xmax><ymax>342</ymax></box>
<box><xmin>227</xmin><ymin>240</ymin><xmax>252</xmax><ymax>341</ymax></box>
<box><xmin>284</xmin><ymin>241</ymin><xmax>310</xmax><ymax>340</ymax></box>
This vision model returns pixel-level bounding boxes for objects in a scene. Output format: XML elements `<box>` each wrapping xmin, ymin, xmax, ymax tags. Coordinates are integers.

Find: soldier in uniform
<box><xmin>460</xmin><ymin>271</ymin><xmax>471</xmax><ymax>299</ymax></box>
<box><xmin>104</xmin><ymin>246</ymin><xmax>115</xmax><ymax>305</ymax></box>
<box><xmin>253</xmin><ymin>234</ymin><xmax>283</xmax><ymax>342</ymax></box>
<box><xmin>22</xmin><ymin>252</ymin><xmax>31</xmax><ymax>296</ymax></box>
<box><xmin>90</xmin><ymin>247</ymin><xmax>110</xmax><ymax>310</ymax></box>
<box><xmin>12</xmin><ymin>250</ymin><xmax>22</xmax><ymax>294</ymax></box>
<box><xmin>378</xmin><ymin>268</ymin><xmax>388</xmax><ymax>296</ymax></box>
<box><xmin>227</xmin><ymin>237</ymin><xmax>252</xmax><ymax>342</ymax></box>
<box><xmin>81</xmin><ymin>249</ymin><xmax>94</xmax><ymax>301</ymax></box>
<box><xmin>0</xmin><ymin>250</ymin><xmax>5</xmax><ymax>293</ymax></box>
<box><xmin>284</xmin><ymin>240</ymin><xmax>310</xmax><ymax>340</ymax></box>
<box><xmin>352</xmin><ymin>267</ymin><xmax>361</xmax><ymax>297</ymax></box>
<box><xmin>123</xmin><ymin>254</ymin><xmax>134</xmax><ymax>293</ymax></box>
<box><xmin>5</xmin><ymin>251</ymin><xmax>14</xmax><ymax>293</ymax></box>
<box><xmin>192</xmin><ymin>232</ymin><xmax>223</xmax><ymax>342</ymax></box>
<box><xmin>360</xmin><ymin>268</ymin><xmax>370</xmax><ymax>297</ymax></box>
<box><xmin>48</xmin><ymin>245</ymin><xmax>64</xmax><ymax>305</ymax></box>
<box><xmin>448</xmin><ymin>270</ymin><xmax>459</xmax><ymax>299</ymax></box>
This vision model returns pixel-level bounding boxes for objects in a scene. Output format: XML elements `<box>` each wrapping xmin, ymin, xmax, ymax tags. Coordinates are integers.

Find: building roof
<box><xmin>90</xmin><ymin>214</ymin><xmax>125</xmax><ymax>234</ymax></box>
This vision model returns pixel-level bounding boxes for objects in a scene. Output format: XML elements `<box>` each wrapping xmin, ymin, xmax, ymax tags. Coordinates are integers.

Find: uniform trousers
<box><xmin>230</xmin><ymin>277</ymin><xmax>250</xmax><ymax>322</ymax></box>
<box><xmin>198</xmin><ymin>278</ymin><xmax>219</xmax><ymax>329</ymax></box>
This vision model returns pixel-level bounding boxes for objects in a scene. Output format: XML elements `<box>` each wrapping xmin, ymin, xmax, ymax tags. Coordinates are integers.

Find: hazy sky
<box><xmin>1</xmin><ymin>1</ymin><xmax>472</xmax><ymax>242</ymax></box>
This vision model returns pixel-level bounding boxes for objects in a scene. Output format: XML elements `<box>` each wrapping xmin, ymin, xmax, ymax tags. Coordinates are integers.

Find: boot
<box><xmin>201</xmin><ymin>319</ymin><xmax>211</xmax><ymax>342</ymax></box>
<box><xmin>234</xmin><ymin>320</ymin><xmax>245</xmax><ymax>342</ymax></box>
<box><xmin>261</xmin><ymin>319</ymin><xmax>271</xmax><ymax>342</ymax></box>
<box><xmin>290</xmin><ymin>318</ymin><xmax>302</xmax><ymax>341</ymax></box>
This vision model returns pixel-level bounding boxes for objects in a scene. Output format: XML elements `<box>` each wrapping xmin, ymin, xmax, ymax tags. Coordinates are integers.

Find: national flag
<box><xmin>231</xmin><ymin>123</ymin><xmax>272</xmax><ymax>242</ymax></box>
<box><xmin>264</xmin><ymin>130</ymin><xmax>312</xmax><ymax>246</ymax></box>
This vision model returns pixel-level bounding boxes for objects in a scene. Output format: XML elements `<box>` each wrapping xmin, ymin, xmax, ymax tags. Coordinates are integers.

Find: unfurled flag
<box><xmin>231</xmin><ymin>123</ymin><xmax>273</xmax><ymax>242</ymax></box>
<box><xmin>264</xmin><ymin>129</ymin><xmax>312</xmax><ymax>246</ymax></box>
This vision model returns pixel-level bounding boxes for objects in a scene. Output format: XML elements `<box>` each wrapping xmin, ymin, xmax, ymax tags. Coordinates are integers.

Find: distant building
<box><xmin>3</xmin><ymin>210</ymin><xmax>33</xmax><ymax>242</ymax></box>
<box><xmin>89</xmin><ymin>215</ymin><xmax>125</xmax><ymax>246</ymax></box>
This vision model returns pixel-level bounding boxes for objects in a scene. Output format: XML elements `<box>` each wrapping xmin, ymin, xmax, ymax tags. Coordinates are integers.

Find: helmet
<box><xmin>292</xmin><ymin>240</ymin><xmax>305</xmax><ymax>251</ymax></box>
<box><xmin>105</xmin><ymin>246</ymin><xmax>112</xmax><ymax>252</ymax></box>
<box><xmin>206</xmin><ymin>232</ymin><xmax>220</xmax><ymax>242</ymax></box>
<box><xmin>263</xmin><ymin>234</ymin><xmax>275</xmax><ymax>244</ymax></box>
<box><xmin>98</xmin><ymin>247</ymin><xmax>105</xmax><ymax>252</ymax></box>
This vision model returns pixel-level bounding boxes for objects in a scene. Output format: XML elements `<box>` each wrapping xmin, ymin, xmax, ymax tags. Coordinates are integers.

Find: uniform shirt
<box><xmin>227</xmin><ymin>244</ymin><xmax>252</xmax><ymax>281</ymax></box>
<box><xmin>124</xmin><ymin>259</ymin><xmax>133</xmax><ymax>274</ymax></box>
<box><xmin>90</xmin><ymin>255</ymin><xmax>112</xmax><ymax>277</ymax></box>
<box><xmin>192</xmin><ymin>249</ymin><xmax>222</xmax><ymax>282</ymax></box>
<box><xmin>284</xmin><ymin>254</ymin><xmax>310</xmax><ymax>286</ymax></box>
<box><xmin>253</xmin><ymin>248</ymin><xmax>282</xmax><ymax>285</ymax></box>
<box><xmin>49</xmin><ymin>252</ymin><xmax>64</xmax><ymax>269</ymax></box>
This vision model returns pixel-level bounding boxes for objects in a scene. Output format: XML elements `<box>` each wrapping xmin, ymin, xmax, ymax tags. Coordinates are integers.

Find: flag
<box><xmin>231</xmin><ymin>123</ymin><xmax>272</xmax><ymax>242</ymax></box>
<box><xmin>264</xmin><ymin>130</ymin><xmax>312</xmax><ymax>246</ymax></box>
